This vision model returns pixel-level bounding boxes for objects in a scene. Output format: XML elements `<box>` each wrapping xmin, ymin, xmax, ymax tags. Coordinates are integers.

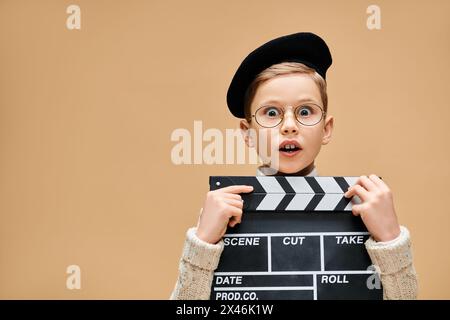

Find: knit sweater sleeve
<box><xmin>365</xmin><ymin>225</ymin><xmax>418</xmax><ymax>300</ymax></box>
<box><xmin>170</xmin><ymin>227</ymin><xmax>224</xmax><ymax>300</ymax></box>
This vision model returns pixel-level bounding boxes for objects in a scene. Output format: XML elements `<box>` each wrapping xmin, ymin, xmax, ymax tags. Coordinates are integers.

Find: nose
<box><xmin>280</xmin><ymin>110</ymin><xmax>299</xmax><ymax>135</ymax></box>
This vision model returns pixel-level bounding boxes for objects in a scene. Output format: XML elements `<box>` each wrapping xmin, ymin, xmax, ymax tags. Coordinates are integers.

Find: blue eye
<box><xmin>264</xmin><ymin>107</ymin><xmax>281</xmax><ymax>118</ymax></box>
<box><xmin>298</xmin><ymin>106</ymin><xmax>312</xmax><ymax>117</ymax></box>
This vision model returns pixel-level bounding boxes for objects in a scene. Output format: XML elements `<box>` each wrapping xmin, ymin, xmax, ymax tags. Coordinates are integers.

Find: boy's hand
<box><xmin>344</xmin><ymin>174</ymin><xmax>401</xmax><ymax>242</ymax></box>
<box><xmin>196</xmin><ymin>185</ymin><xmax>254</xmax><ymax>245</ymax></box>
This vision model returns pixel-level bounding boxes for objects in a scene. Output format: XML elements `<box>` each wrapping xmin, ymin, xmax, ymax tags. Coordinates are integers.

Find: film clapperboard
<box><xmin>209</xmin><ymin>176</ymin><xmax>383</xmax><ymax>300</ymax></box>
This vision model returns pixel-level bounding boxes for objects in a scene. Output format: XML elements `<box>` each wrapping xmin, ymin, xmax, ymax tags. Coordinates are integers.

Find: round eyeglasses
<box><xmin>252</xmin><ymin>103</ymin><xmax>326</xmax><ymax>128</ymax></box>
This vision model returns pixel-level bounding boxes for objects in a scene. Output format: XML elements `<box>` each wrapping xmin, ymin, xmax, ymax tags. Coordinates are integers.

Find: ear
<box><xmin>240</xmin><ymin>119</ymin><xmax>254</xmax><ymax>148</ymax></box>
<box><xmin>321</xmin><ymin>115</ymin><xmax>334</xmax><ymax>145</ymax></box>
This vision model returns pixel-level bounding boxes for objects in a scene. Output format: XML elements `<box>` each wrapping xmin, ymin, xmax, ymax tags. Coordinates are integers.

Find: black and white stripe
<box><xmin>210</xmin><ymin>176</ymin><xmax>363</xmax><ymax>212</ymax></box>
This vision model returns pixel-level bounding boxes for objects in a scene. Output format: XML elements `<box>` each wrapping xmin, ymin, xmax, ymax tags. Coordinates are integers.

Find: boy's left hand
<box><xmin>344</xmin><ymin>174</ymin><xmax>401</xmax><ymax>242</ymax></box>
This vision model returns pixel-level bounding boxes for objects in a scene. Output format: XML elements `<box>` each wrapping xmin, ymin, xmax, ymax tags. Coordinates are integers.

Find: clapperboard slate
<box><xmin>209</xmin><ymin>176</ymin><xmax>383</xmax><ymax>300</ymax></box>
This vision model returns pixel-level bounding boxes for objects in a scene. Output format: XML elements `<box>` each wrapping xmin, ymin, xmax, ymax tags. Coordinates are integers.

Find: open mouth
<box><xmin>278</xmin><ymin>140</ymin><xmax>302</xmax><ymax>156</ymax></box>
<box><xmin>279</xmin><ymin>144</ymin><xmax>301</xmax><ymax>153</ymax></box>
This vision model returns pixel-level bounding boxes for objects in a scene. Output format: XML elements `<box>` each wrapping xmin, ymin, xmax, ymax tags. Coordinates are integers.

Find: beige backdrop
<box><xmin>1</xmin><ymin>0</ymin><xmax>449</xmax><ymax>299</ymax></box>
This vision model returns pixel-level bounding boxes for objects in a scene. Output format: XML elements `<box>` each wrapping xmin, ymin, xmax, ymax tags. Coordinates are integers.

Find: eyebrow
<box><xmin>258</xmin><ymin>97</ymin><xmax>320</xmax><ymax>106</ymax></box>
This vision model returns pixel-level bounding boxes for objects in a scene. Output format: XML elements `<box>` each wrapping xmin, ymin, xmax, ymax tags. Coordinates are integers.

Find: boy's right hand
<box><xmin>195</xmin><ymin>185</ymin><xmax>254</xmax><ymax>245</ymax></box>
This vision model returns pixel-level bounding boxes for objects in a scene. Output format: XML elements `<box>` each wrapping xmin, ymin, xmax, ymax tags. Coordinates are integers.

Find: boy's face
<box><xmin>240</xmin><ymin>73</ymin><xmax>334</xmax><ymax>174</ymax></box>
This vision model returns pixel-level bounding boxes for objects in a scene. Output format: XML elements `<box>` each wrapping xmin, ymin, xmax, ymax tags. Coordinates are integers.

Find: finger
<box><xmin>351</xmin><ymin>203</ymin><xmax>364</xmax><ymax>216</ymax></box>
<box><xmin>229</xmin><ymin>220</ymin><xmax>239</xmax><ymax>227</ymax></box>
<box><xmin>217</xmin><ymin>185</ymin><xmax>254</xmax><ymax>194</ymax></box>
<box><xmin>228</xmin><ymin>215</ymin><xmax>242</xmax><ymax>227</ymax></box>
<box><xmin>226</xmin><ymin>205</ymin><xmax>243</xmax><ymax>218</ymax></box>
<box><xmin>368</xmin><ymin>174</ymin><xmax>389</xmax><ymax>192</ymax></box>
<box><xmin>228</xmin><ymin>211</ymin><xmax>243</xmax><ymax>227</ymax></box>
<box><xmin>222</xmin><ymin>193</ymin><xmax>242</xmax><ymax>201</ymax></box>
<box><xmin>345</xmin><ymin>185</ymin><xmax>370</xmax><ymax>202</ymax></box>
<box><xmin>224</xmin><ymin>198</ymin><xmax>244</xmax><ymax>209</ymax></box>
<box><xmin>359</xmin><ymin>175</ymin><xmax>378</xmax><ymax>192</ymax></box>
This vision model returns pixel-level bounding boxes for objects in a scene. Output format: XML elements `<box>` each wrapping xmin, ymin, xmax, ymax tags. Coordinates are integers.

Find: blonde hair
<box><xmin>243</xmin><ymin>62</ymin><xmax>328</xmax><ymax>122</ymax></box>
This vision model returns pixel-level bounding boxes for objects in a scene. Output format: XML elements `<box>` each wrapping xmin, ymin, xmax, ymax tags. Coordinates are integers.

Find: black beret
<box><xmin>226</xmin><ymin>32</ymin><xmax>332</xmax><ymax>118</ymax></box>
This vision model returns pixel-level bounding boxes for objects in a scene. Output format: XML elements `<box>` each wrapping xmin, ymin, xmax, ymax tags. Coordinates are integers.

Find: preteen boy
<box><xmin>170</xmin><ymin>32</ymin><xmax>418</xmax><ymax>300</ymax></box>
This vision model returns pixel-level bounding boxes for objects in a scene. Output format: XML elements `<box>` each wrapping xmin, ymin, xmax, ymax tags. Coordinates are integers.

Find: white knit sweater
<box><xmin>170</xmin><ymin>167</ymin><xmax>418</xmax><ymax>299</ymax></box>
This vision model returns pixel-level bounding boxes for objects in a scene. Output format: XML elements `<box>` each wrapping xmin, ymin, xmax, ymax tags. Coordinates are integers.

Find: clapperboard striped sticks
<box><xmin>210</xmin><ymin>176</ymin><xmax>363</xmax><ymax>212</ymax></box>
<box><xmin>209</xmin><ymin>176</ymin><xmax>383</xmax><ymax>300</ymax></box>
